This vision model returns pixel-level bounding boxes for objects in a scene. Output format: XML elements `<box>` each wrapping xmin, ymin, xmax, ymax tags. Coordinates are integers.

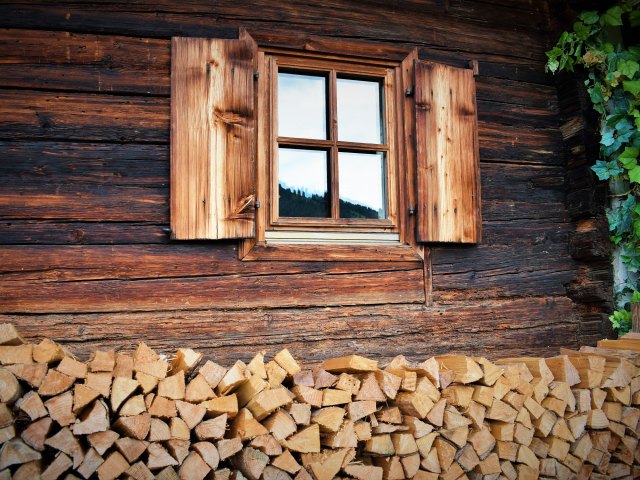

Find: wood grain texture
<box><xmin>415</xmin><ymin>61</ymin><xmax>481</xmax><ymax>243</ymax></box>
<box><xmin>170</xmin><ymin>33</ymin><xmax>256</xmax><ymax>239</ymax></box>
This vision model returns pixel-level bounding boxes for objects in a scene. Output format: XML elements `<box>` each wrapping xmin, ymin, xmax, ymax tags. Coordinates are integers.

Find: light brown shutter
<box><xmin>170</xmin><ymin>30</ymin><xmax>257</xmax><ymax>240</ymax></box>
<box><xmin>414</xmin><ymin>60</ymin><xmax>481</xmax><ymax>243</ymax></box>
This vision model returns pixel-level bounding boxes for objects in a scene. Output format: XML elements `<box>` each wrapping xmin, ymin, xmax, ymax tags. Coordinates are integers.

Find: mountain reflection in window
<box><xmin>278</xmin><ymin>148</ymin><xmax>330</xmax><ymax>218</ymax></box>
<box><xmin>339</xmin><ymin>152</ymin><xmax>386</xmax><ymax>219</ymax></box>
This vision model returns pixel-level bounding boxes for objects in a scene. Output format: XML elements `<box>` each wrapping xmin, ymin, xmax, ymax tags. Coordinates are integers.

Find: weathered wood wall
<box><xmin>0</xmin><ymin>0</ymin><xmax>605</xmax><ymax>362</ymax></box>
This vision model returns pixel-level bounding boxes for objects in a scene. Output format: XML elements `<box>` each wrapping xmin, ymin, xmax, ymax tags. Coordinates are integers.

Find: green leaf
<box><xmin>579</xmin><ymin>10</ymin><xmax>599</xmax><ymax>24</ymax></box>
<box><xmin>623</xmin><ymin>80</ymin><xmax>640</xmax><ymax>96</ymax></box>
<box><xmin>592</xmin><ymin>159</ymin><xmax>624</xmax><ymax>179</ymax></box>
<box><xmin>602</xmin><ymin>6</ymin><xmax>623</xmax><ymax>25</ymax></box>
<box><xmin>619</xmin><ymin>60</ymin><xmax>640</xmax><ymax>79</ymax></box>
<box><xmin>573</xmin><ymin>21</ymin><xmax>590</xmax><ymax>40</ymax></box>
<box><xmin>628</xmin><ymin>165</ymin><xmax>640</xmax><ymax>183</ymax></box>
<box><xmin>630</xmin><ymin>9</ymin><xmax>640</xmax><ymax>27</ymax></box>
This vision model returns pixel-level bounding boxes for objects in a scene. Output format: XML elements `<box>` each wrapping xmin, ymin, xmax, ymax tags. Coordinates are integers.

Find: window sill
<box><xmin>239</xmin><ymin>240</ymin><xmax>422</xmax><ymax>262</ymax></box>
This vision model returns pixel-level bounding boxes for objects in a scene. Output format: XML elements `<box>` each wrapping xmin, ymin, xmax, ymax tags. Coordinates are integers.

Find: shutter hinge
<box><xmin>161</xmin><ymin>226</ymin><xmax>172</xmax><ymax>234</ymax></box>
<box><xmin>405</xmin><ymin>87</ymin><xmax>414</xmax><ymax>97</ymax></box>
<box><xmin>254</xmin><ymin>200</ymin><xmax>261</xmax><ymax>209</ymax></box>
<box><xmin>408</xmin><ymin>206</ymin><xmax>416</xmax><ymax>215</ymax></box>
<box><xmin>253</xmin><ymin>70</ymin><xmax>260</xmax><ymax>79</ymax></box>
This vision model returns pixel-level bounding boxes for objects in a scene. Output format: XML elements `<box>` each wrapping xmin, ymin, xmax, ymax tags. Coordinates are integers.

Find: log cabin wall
<box><xmin>0</xmin><ymin>0</ymin><xmax>606</xmax><ymax>362</ymax></box>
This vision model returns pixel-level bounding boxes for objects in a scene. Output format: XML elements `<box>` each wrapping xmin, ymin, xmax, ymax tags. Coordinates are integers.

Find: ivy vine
<box><xmin>546</xmin><ymin>0</ymin><xmax>640</xmax><ymax>333</ymax></box>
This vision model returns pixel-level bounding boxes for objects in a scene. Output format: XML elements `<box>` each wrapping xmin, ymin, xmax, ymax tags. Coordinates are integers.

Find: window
<box><xmin>260</xmin><ymin>54</ymin><xmax>402</xmax><ymax>248</ymax></box>
<box><xmin>170</xmin><ymin>31</ymin><xmax>481</xmax><ymax>261</ymax></box>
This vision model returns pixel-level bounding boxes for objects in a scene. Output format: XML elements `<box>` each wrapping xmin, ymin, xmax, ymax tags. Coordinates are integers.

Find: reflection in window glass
<box><xmin>338</xmin><ymin>152</ymin><xmax>386</xmax><ymax>219</ymax></box>
<box><xmin>278</xmin><ymin>72</ymin><xmax>327</xmax><ymax>139</ymax></box>
<box><xmin>278</xmin><ymin>148</ymin><xmax>330</xmax><ymax>218</ymax></box>
<box><xmin>337</xmin><ymin>77</ymin><xmax>383</xmax><ymax>144</ymax></box>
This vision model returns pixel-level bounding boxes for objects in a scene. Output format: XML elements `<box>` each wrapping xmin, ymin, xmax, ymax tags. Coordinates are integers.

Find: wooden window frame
<box><xmin>240</xmin><ymin>41</ymin><xmax>420</xmax><ymax>262</ymax></box>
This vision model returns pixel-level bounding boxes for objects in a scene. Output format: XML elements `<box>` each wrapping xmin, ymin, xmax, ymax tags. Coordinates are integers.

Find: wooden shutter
<box><xmin>171</xmin><ymin>31</ymin><xmax>257</xmax><ymax>240</ymax></box>
<box><xmin>414</xmin><ymin>60</ymin><xmax>481</xmax><ymax>243</ymax></box>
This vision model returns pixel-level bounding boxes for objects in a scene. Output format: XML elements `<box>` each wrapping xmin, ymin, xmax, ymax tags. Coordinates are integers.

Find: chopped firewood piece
<box><xmin>486</xmin><ymin>398</ymin><xmax>517</xmax><ymax>423</ymax></box>
<box><xmin>148</xmin><ymin>395</ymin><xmax>176</xmax><ymax>418</ymax></box>
<box><xmin>72</xmin><ymin>384</ymin><xmax>100</xmax><ymax>413</ymax></box>
<box><xmin>533</xmin><ymin>409</ymin><xmax>557</xmax><ymax>437</ymax></box>
<box><xmin>0</xmin><ymin>424</ymin><xmax>13</xmax><ymax>444</ymax></box>
<box><xmin>85</xmin><ymin>372</ymin><xmax>112</xmax><ymax>397</ymax></box>
<box><xmin>179</xmin><ymin>451</ymin><xmax>210</xmax><ymax>480</ymax></box>
<box><xmin>33</xmin><ymin>339</ymin><xmax>64</xmax><ymax>365</ymax></box>
<box><xmin>185</xmin><ymin>374</ymin><xmax>216</xmax><ymax>404</ymax></box>
<box><xmin>0</xmin><ymin>438</ymin><xmax>42</xmax><ymax>470</ymax></box>
<box><xmin>120</xmin><ymin>394</ymin><xmax>146</xmax><ymax>416</ymax></box>
<box><xmin>336</xmin><ymin>373</ymin><xmax>361</xmax><ymax>395</ymax></box>
<box><xmin>365</xmin><ymin>434</ymin><xmax>395</xmax><ymax>456</ymax></box>
<box><xmin>217</xmin><ymin>438</ymin><xmax>243</xmax><ymax>461</ymax></box>
<box><xmin>202</xmin><ymin>394</ymin><xmax>238</xmax><ymax>418</ymax></box>
<box><xmin>0</xmin><ymin>404</ymin><xmax>11</xmax><ymax>429</ymax></box>
<box><xmin>587</xmin><ymin>408</ymin><xmax>609</xmax><ymax>429</ymax></box>
<box><xmin>155</xmin><ymin>466</ymin><xmax>179</xmax><ymax>480</ymax></box>
<box><xmin>344</xmin><ymin>400</ymin><xmax>377</xmax><ymax>423</ymax></box>
<box><xmin>21</xmin><ymin>416</ymin><xmax>52</xmax><ymax>451</ymax></box>
<box><xmin>284</xmin><ymin>424</ymin><xmax>320</xmax><ymax>453</ymax></box>
<box><xmin>425</xmin><ymin>398</ymin><xmax>446</xmax><ymax>426</ymax></box>
<box><xmin>344</xmin><ymin>463</ymin><xmax>383</xmax><ymax>480</ymax></box>
<box><xmin>165</xmin><ymin>439</ymin><xmax>190</xmax><ymax>464</ymax></box>
<box><xmin>456</xmin><ymin>443</ymin><xmax>480</xmax><ymax>472</ymax></box>
<box><xmin>266</xmin><ymin>361</ymin><xmax>287</xmax><ymax>388</ymax></box>
<box><xmin>133</xmin><ymin>342</ymin><xmax>159</xmax><ymax>363</ymax></box>
<box><xmin>550</xmin><ymin>381</ymin><xmax>576</xmax><ymax>411</ymax></box>
<box><xmin>322</xmin><ymin>419</ymin><xmax>357</xmax><ymax>448</ymax></box>
<box><xmin>17</xmin><ymin>391</ymin><xmax>48</xmax><ymax>420</ymax></box>
<box><xmin>0</xmin><ymin>345</ymin><xmax>33</xmax><ymax>365</ymax></box>
<box><xmin>169</xmin><ymin>348</ymin><xmax>202</xmax><ymax>376</ymax></box>
<box><xmin>232</xmin><ymin>447</ymin><xmax>269</xmax><ymax>480</ymax></box>
<box><xmin>395</xmin><ymin>391</ymin><xmax>434</xmax><ymax>420</ymax></box>
<box><xmin>195</xmin><ymin>414</ymin><xmax>227</xmax><ymax>440</ymax></box>
<box><xmin>288</xmin><ymin>402</ymin><xmax>311</xmax><ymax>425</ymax></box>
<box><xmin>57</xmin><ymin>357</ymin><xmax>87</xmax><ymax>379</ymax></box>
<box><xmin>377</xmin><ymin>406</ymin><xmax>402</xmax><ymax>424</ymax></box>
<box><xmin>513</xmin><ymin>422</ymin><xmax>534</xmax><ymax>446</ymax></box>
<box><xmin>7</xmin><ymin>363</ymin><xmax>47</xmax><ymax>389</ymax></box>
<box><xmin>175</xmin><ymin>399</ymin><xmax>205</xmax><ymax>429</ymax></box>
<box><xmin>77</xmin><ymin>448</ymin><xmax>104</xmax><ymax>479</ymax></box>
<box><xmin>0</xmin><ymin>368</ymin><xmax>21</xmax><ymax>404</ymax></box>
<box><xmin>441</xmin><ymin>385</ymin><xmax>473</xmax><ymax>407</ymax></box>
<box><xmin>440</xmin><ymin>426</ymin><xmax>468</xmax><ymax>448</ymax></box>
<box><xmin>217</xmin><ymin>361</ymin><xmax>247</xmax><ymax>396</ymax></box>
<box><xmin>169</xmin><ymin>416</ymin><xmax>190</xmax><ymax>440</ymax></box>
<box><xmin>322</xmin><ymin>388</ymin><xmax>352</xmax><ymax>406</ymax></box>
<box><xmin>236</xmin><ymin>374</ymin><xmax>269</xmax><ymax>407</ymax></box>
<box><xmin>113</xmin><ymin>353</ymin><xmax>133</xmax><ymax>379</ymax></box>
<box><xmin>86</xmin><ymin>430</ymin><xmax>119</xmax><ymax>456</ymax></box>
<box><xmin>356</xmin><ymin>372</ymin><xmax>386</xmax><ymax>402</ymax></box>
<box><xmin>311</xmin><ymin>406</ymin><xmax>345</xmax><ymax>433</ymax></box>
<box><xmin>374</xmin><ymin>369</ymin><xmax>402</xmax><ymax>400</ymax></box>
<box><xmin>592</xmin><ymin>387</ymin><xmax>607</xmax><ymax>409</ymax></box>
<box><xmin>291</xmin><ymin>385</ymin><xmax>323</xmax><ymax>408</ymax></box>
<box><xmin>45</xmin><ymin>391</ymin><xmax>75</xmax><ymax>426</ymax></box>
<box><xmin>147</xmin><ymin>442</ymin><xmax>178</xmax><ymax>470</ymax></box>
<box><xmin>470</xmin><ymin>427</ymin><xmax>496</xmax><ymax>459</ymax></box>
<box><xmin>115</xmin><ymin>437</ymin><xmax>147</xmax><ymax>463</ymax></box>
<box><xmin>111</xmin><ymin>376</ymin><xmax>139</xmax><ymax>411</ymax></box>
<box><xmin>274</xmin><ymin>349</ymin><xmax>301</xmax><ymax>376</ymax></box>
<box><xmin>292</xmin><ymin>369</ymin><xmax>314</xmax><ymax>387</ymax></box>
<box><xmin>421</xmin><ymin>446</ymin><xmax>440</xmax><ymax>473</ymax></box>
<box><xmin>443</xmin><ymin>406</ymin><xmax>471</xmax><ymax>430</ymax></box>
<box><xmin>603</xmin><ymin>400</ymin><xmax>622</xmax><ymax>422</ymax></box>
<box><xmin>247</xmin><ymin>387</ymin><xmax>292</xmax><ymax>420</ymax></box>
<box><xmin>567</xmin><ymin>412</ymin><xmax>587</xmax><ymax>439</ymax></box>
<box><xmin>0</xmin><ymin>324</ymin><xmax>24</xmax><ymax>346</ymax></box>
<box><xmin>436</xmin><ymin>356</ymin><xmax>483</xmax><ymax>384</ymax></box>
<box><xmin>126</xmin><ymin>461</ymin><xmax>154</xmax><ymax>480</ymax></box>
<box><xmin>434</xmin><ymin>437</ymin><xmax>456</xmax><ymax>470</ymax></box>
<box><xmin>322</xmin><ymin>355</ymin><xmax>377</xmax><ymax>373</ymax></box>
<box><xmin>309</xmin><ymin>448</ymin><xmax>350</xmax><ymax>480</ymax></box>
<box><xmin>135</xmin><ymin>359</ymin><xmax>168</xmax><ymax>380</ymax></box>
<box><xmin>261</xmin><ymin>465</ymin><xmax>293</xmax><ymax>480</ymax></box>
<box><xmin>544</xmin><ymin>436</ymin><xmax>570</xmax><ymax>461</ymax></box>
<box><xmin>264</xmin><ymin>409</ymin><xmax>297</xmax><ymax>440</ymax></box>
<box><xmin>542</xmin><ymin>395</ymin><xmax>567</xmax><ymax>417</ymax></box>
<box><xmin>272</xmin><ymin>449</ymin><xmax>300</xmax><ymax>474</ymax></box>
<box><xmin>478</xmin><ymin>452</ymin><xmax>501</xmax><ymax>475</ymax></box>
<box><xmin>250</xmin><ymin>434</ymin><xmax>283</xmax><ymax>456</ymax></box>
<box><xmin>135</xmin><ymin>372</ymin><xmax>158</xmax><ymax>394</ymax></box>
<box><xmin>391</xmin><ymin>432</ymin><xmax>418</xmax><ymax>455</ymax></box>
<box><xmin>230</xmin><ymin>408</ymin><xmax>268</xmax><ymax>440</ymax></box>
<box><xmin>41</xmin><ymin>451</ymin><xmax>72</xmax><ymax>479</ymax></box>
<box><xmin>400</xmin><ymin>371</ymin><xmax>418</xmax><ymax>392</ymax></box>
<box><xmin>196</xmin><ymin>361</ymin><xmax>224</xmax><ymax>388</ymax></box>
<box><xmin>45</xmin><ymin>426</ymin><xmax>83</xmax><ymax>468</ymax></box>
<box><xmin>495</xmin><ymin>440</ymin><xmax>518</xmax><ymax>461</ymax></box>
<box><xmin>192</xmin><ymin>441</ymin><xmax>220</xmax><ymax>470</ymax></box>
<box><xmin>245</xmin><ymin>352</ymin><xmax>267</xmax><ymax>380</ymax></box>
<box><xmin>114</xmin><ymin>413</ymin><xmax>150</xmax><ymax>440</ymax></box>
<box><xmin>313</xmin><ymin>368</ymin><xmax>337</xmax><ymax>389</ymax></box>
<box><xmin>148</xmin><ymin>417</ymin><xmax>171</xmax><ymax>441</ymax></box>
<box><xmin>158</xmin><ymin>371</ymin><xmax>185</xmax><ymax>400</ymax></box>
<box><xmin>490</xmin><ymin>420</ymin><xmax>514</xmax><ymax>442</ymax></box>
<box><xmin>89</xmin><ymin>351</ymin><xmax>116</xmax><ymax>373</ymax></box>
<box><xmin>607</xmin><ymin>386</ymin><xmax>631</xmax><ymax>405</ymax></box>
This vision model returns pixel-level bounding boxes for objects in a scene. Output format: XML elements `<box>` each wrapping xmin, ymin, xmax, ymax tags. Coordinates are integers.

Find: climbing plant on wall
<box><xmin>546</xmin><ymin>0</ymin><xmax>640</xmax><ymax>333</ymax></box>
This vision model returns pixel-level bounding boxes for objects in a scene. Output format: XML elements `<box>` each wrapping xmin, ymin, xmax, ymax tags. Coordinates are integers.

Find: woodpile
<box><xmin>1</xmin><ymin>323</ymin><xmax>640</xmax><ymax>479</ymax></box>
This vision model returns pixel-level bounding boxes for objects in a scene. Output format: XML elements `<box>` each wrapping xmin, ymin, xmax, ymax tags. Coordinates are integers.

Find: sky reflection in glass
<box><xmin>339</xmin><ymin>152</ymin><xmax>386</xmax><ymax>219</ymax></box>
<box><xmin>337</xmin><ymin>77</ymin><xmax>382</xmax><ymax>144</ymax></box>
<box><xmin>278</xmin><ymin>148</ymin><xmax>329</xmax><ymax>218</ymax></box>
<box><xmin>278</xmin><ymin>72</ymin><xmax>327</xmax><ymax>139</ymax></box>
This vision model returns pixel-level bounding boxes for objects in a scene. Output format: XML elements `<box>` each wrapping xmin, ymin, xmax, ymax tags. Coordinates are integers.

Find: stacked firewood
<box><xmin>1</xmin><ymin>323</ymin><xmax>640</xmax><ymax>480</ymax></box>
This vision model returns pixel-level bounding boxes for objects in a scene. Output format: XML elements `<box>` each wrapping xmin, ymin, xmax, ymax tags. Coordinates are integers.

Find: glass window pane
<box><xmin>338</xmin><ymin>152</ymin><xmax>386</xmax><ymax>219</ymax></box>
<box><xmin>278</xmin><ymin>72</ymin><xmax>327</xmax><ymax>139</ymax></box>
<box><xmin>337</xmin><ymin>77</ymin><xmax>383</xmax><ymax>144</ymax></box>
<box><xmin>278</xmin><ymin>148</ymin><xmax>330</xmax><ymax>218</ymax></box>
